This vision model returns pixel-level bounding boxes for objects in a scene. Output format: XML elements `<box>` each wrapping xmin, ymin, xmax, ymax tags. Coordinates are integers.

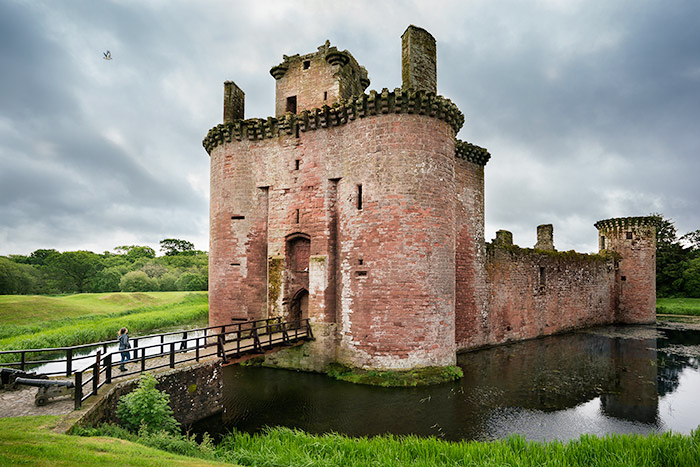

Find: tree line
<box><xmin>0</xmin><ymin>239</ymin><xmax>207</xmax><ymax>295</ymax></box>
<box><xmin>656</xmin><ymin>216</ymin><xmax>700</xmax><ymax>298</ymax></box>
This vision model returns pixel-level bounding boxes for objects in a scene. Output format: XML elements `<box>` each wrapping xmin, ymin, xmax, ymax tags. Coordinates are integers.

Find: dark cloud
<box><xmin>0</xmin><ymin>0</ymin><xmax>697</xmax><ymax>255</ymax></box>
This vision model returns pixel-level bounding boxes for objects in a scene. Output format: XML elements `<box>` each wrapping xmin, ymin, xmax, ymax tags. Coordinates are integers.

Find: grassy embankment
<box><xmin>2</xmin><ymin>416</ymin><xmax>699</xmax><ymax>466</ymax></box>
<box><xmin>0</xmin><ymin>292</ymin><xmax>208</xmax><ymax>362</ymax></box>
<box><xmin>0</xmin><ymin>416</ymin><xmax>228</xmax><ymax>466</ymax></box>
<box><xmin>656</xmin><ymin>297</ymin><xmax>700</xmax><ymax>316</ymax></box>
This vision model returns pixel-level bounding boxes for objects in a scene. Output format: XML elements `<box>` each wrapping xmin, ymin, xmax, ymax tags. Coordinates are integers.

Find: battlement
<box><xmin>455</xmin><ymin>140</ymin><xmax>491</xmax><ymax>166</ymax></box>
<box><xmin>203</xmin><ymin>88</ymin><xmax>464</xmax><ymax>153</ymax></box>
<box><xmin>594</xmin><ymin>216</ymin><xmax>661</xmax><ymax>233</ymax></box>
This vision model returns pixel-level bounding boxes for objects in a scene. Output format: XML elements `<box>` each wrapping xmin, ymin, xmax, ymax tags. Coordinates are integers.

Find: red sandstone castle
<box><xmin>203</xmin><ymin>26</ymin><xmax>658</xmax><ymax>372</ymax></box>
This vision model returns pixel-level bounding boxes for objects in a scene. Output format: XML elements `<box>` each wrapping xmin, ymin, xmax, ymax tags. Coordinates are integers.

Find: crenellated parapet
<box><xmin>594</xmin><ymin>216</ymin><xmax>661</xmax><ymax>233</ymax></box>
<box><xmin>455</xmin><ymin>139</ymin><xmax>491</xmax><ymax>166</ymax></box>
<box><xmin>203</xmin><ymin>88</ymin><xmax>464</xmax><ymax>153</ymax></box>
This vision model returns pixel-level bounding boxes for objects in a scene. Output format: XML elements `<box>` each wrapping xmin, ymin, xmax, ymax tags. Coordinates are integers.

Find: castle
<box><xmin>203</xmin><ymin>26</ymin><xmax>658</xmax><ymax>373</ymax></box>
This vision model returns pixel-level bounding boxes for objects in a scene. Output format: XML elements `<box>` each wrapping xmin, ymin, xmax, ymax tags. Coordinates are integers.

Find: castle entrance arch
<box><xmin>290</xmin><ymin>288</ymin><xmax>308</xmax><ymax>324</ymax></box>
<box><xmin>284</xmin><ymin>234</ymin><xmax>310</xmax><ymax>323</ymax></box>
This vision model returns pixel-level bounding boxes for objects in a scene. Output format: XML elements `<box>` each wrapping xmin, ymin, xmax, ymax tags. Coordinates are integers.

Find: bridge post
<box><xmin>74</xmin><ymin>371</ymin><xmax>82</xmax><ymax>410</ymax></box>
<box><xmin>217</xmin><ymin>334</ymin><xmax>228</xmax><ymax>363</ymax></box>
<box><xmin>105</xmin><ymin>353</ymin><xmax>112</xmax><ymax>384</ymax></box>
<box><xmin>169</xmin><ymin>343</ymin><xmax>175</xmax><ymax>369</ymax></box>
<box><xmin>92</xmin><ymin>351</ymin><xmax>101</xmax><ymax>396</ymax></box>
<box><xmin>66</xmin><ymin>348</ymin><xmax>72</xmax><ymax>377</ymax></box>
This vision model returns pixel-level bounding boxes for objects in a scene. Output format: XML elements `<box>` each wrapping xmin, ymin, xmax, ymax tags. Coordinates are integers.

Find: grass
<box><xmin>0</xmin><ymin>291</ymin><xmax>198</xmax><ymax>326</ymax></box>
<box><xmin>0</xmin><ymin>292</ymin><xmax>208</xmax><ymax>363</ymax></box>
<box><xmin>0</xmin><ymin>416</ymin><xmax>229</xmax><ymax>466</ymax></box>
<box><xmin>216</xmin><ymin>426</ymin><xmax>700</xmax><ymax>467</ymax></box>
<box><xmin>657</xmin><ymin>297</ymin><xmax>700</xmax><ymax>316</ymax></box>
<box><xmin>74</xmin><ymin>423</ymin><xmax>700</xmax><ymax>467</ymax></box>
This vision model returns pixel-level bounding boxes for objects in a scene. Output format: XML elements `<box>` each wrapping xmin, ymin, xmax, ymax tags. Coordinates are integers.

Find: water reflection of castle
<box><xmin>459</xmin><ymin>329</ymin><xmax>680</xmax><ymax>425</ymax></box>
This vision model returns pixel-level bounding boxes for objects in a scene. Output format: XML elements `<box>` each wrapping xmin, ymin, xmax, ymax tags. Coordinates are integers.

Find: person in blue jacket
<box><xmin>118</xmin><ymin>327</ymin><xmax>131</xmax><ymax>371</ymax></box>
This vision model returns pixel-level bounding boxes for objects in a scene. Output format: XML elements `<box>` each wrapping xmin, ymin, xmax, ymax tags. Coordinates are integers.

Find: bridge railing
<box><xmin>67</xmin><ymin>317</ymin><xmax>312</xmax><ymax>409</ymax></box>
<box><xmin>0</xmin><ymin>316</ymin><xmax>310</xmax><ymax>377</ymax></box>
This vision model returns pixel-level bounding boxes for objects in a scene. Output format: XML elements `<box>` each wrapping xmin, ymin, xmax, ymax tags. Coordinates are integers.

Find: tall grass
<box><xmin>215</xmin><ymin>426</ymin><xmax>700</xmax><ymax>466</ymax></box>
<box><xmin>657</xmin><ymin>297</ymin><xmax>700</xmax><ymax>316</ymax></box>
<box><xmin>76</xmin><ymin>424</ymin><xmax>700</xmax><ymax>466</ymax></box>
<box><xmin>0</xmin><ymin>293</ymin><xmax>208</xmax><ymax>363</ymax></box>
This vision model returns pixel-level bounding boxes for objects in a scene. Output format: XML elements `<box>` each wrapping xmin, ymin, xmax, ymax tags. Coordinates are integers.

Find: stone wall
<box><xmin>76</xmin><ymin>360</ymin><xmax>221</xmax><ymax>428</ymax></box>
<box><xmin>459</xmin><ymin>244</ymin><xmax>617</xmax><ymax>350</ymax></box>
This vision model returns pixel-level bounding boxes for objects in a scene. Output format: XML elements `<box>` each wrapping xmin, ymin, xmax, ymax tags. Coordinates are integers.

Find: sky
<box><xmin>1</xmin><ymin>0</ymin><xmax>698</xmax><ymax>256</ymax></box>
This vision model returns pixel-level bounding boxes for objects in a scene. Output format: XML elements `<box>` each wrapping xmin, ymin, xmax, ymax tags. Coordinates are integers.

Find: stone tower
<box><xmin>204</xmin><ymin>28</ymin><xmax>465</xmax><ymax>372</ymax></box>
<box><xmin>594</xmin><ymin>216</ymin><xmax>660</xmax><ymax>324</ymax></box>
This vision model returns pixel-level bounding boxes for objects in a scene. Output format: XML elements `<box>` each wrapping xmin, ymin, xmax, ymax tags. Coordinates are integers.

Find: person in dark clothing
<box><xmin>118</xmin><ymin>327</ymin><xmax>131</xmax><ymax>371</ymax></box>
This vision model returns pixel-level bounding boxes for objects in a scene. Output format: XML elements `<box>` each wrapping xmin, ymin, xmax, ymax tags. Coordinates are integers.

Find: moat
<box><xmin>192</xmin><ymin>322</ymin><xmax>700</xmax><ymax>442</ymax></box>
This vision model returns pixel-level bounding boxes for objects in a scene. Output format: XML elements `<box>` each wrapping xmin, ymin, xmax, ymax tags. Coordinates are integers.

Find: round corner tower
<box><xmin>594</xmin><ymin>216</ymin><xmax>659</xmax><ymax>324</ymax></box>
<box><xmin>204</xmin><ymin>26</ymin><xmax>468</xmax><ymax>372</ymax></box>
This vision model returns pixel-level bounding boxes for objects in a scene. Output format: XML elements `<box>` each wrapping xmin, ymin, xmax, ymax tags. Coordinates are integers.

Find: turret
<box><xmin>594</xmin><ymin>216</ymin><xmax>660</xmax><ymax>324</ymax></box>
<box><xmin>269</xmin><ymin>41</ymin><xmax>369</xmax><ymax>118</ymax></box>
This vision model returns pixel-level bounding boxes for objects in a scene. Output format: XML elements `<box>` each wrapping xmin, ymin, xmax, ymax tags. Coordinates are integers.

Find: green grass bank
<box><xmin>5</xmin><ymin>416</ymin><xmax>697</xmax><ymax>467</ymax></box>
<box><xmin>0</xmin><ymin>292</ymin><xmax>208</xmax><ymax>362</ymax></box>
<box><xmin>0</xmin><ymin>416</ymin><xmax>228</xmax><ymax>466</ymax></box>
<box><xmin>657</xmin><ymin>297</ymin><xmax>700</xmax><ymax>316</ymax></box>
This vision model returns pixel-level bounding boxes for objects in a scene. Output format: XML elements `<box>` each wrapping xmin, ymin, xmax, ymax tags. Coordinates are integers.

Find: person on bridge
<box><xmin>118</xmin><ymin>327</ymin><xmax>131</xmax><ymax>371</ymax></box>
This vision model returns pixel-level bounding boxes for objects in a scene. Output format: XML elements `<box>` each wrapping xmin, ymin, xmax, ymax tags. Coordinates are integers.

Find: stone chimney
<box><xmin>223</xmin><ymin>81</ymin><xmax>245</xmax><ymax>123</ymax></box>
<box><xmin>535</xmin><ymin>224</ymin><xmax>555</xmax><ymax>251</ymax></box>
<box><xmin>401</xmin><ymin>25</ymin><xmax>437</xmax><ymax>93</ymax></box>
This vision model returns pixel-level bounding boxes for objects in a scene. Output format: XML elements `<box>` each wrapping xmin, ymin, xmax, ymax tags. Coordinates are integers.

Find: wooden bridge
<box><xmin>0</xmin><ymin>317</ymin><xmax>313</xmax><ymax>408</ymax></box>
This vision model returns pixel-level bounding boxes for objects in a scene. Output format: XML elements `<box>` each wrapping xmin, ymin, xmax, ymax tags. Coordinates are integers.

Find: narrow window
<box><xmin>626</xmin><ymin>231</ymin><xmax>633</xmax><ymax>239</ymax></box>
<box><xmin>286</xmin><ymin>96</ymin><xmax>297</xmax><ymax>114</ymax></box>
<box><xmin>621</xmin><ymin>276</ymin><xmax>627</xmax><ymax>281</ymax></box>
<box><xmin>358</xmin><ymin>258</ymin><xmax>364</xmax><ymax>265</ymax></box>
<box><xmin>539</xmin><ymin>266</ymin><xmax>546</xmax><ymax>287</ymax></box>
<box><xmin>600</xmin><ymin>235</ymin><xmax>605</xmax><ymax>250</ymax></box>
<box><xmin>303</xmin><ymin>60</ymin><xmax>311</xmax><ymax>70</ymax></box>
<box><xmin>230</xmin><ymin>262</ymin><xmax>240</xmax><ymax>266</ymax></box>
<box><xmin>323</xmin><ymin>91</ymin><xmax>328</xmax><ymax>101</ymax></box>
<box><xmin>357</xmin><ymin>184</ymin><xmax>363</xmax><ymax>210</ymax></box>
<box><xmin>295</xmin><ymin>159</ymin><xmax>300</xmax><ymax>170</ymax></box>
<box><xmin>231</xmin><ymin>215</ymin><xmax>245</xmax><ymax>220</ymax></box>
<box><xmin>296</xmin><ymin>209</ymin><xmax>300</xmax><ymax>224</ymax></box>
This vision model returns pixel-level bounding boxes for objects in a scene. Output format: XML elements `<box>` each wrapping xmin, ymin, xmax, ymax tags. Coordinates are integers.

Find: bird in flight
<box><xmin>103</xmin><ymin>50</ymin><xmax>112</xmax><ymax>60</ymax></box>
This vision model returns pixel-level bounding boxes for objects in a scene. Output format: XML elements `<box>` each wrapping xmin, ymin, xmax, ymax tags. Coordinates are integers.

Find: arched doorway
<box><xmin>290</xmin><ymin>288</ymin><xmax>308</xmax><ymax>325</ymax></box>
<box><xmin>285</xmin><ymin>234</ymin><xmax>310</xmax><ymax>324</ymax></box>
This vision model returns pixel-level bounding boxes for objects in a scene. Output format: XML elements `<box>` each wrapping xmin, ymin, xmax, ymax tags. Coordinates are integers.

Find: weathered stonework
<box><xmin>205</xmin><ymin>27</ymin><xmax>658</xmax><ymax>375</ymax></box>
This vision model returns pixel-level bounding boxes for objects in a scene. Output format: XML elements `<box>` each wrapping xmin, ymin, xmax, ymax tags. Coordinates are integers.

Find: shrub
<box><xmin>176</xmin><ymin>272</ymin><xmax>207</xmax><ymax>291</ymax></box>
<box><xmin>120</xmin><ymin>270</ymin><xmax>157</xmax><ymax>292</ymax></box>
<box><xmin>159</xmin><ymin>272</ymin><xmax>179</xmax><ymax>291</ymax></box>
<box><xmin>116</xmin><ymin>373</ymin><xmax>179</xmax><ymax>434</ymax></box>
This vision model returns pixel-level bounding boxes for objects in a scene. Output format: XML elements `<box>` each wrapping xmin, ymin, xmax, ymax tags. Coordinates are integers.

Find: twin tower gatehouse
<box><xmin>203</xmin><ymin>26</ymin><xmax>658</xmax><ymax>374</ymax></box>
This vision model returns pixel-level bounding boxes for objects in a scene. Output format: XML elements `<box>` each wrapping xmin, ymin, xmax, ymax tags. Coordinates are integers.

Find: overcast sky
<box><xmin>1</xmin><ymin>0</ymin><xmax>698</xmax><ymax>256</ymax></box>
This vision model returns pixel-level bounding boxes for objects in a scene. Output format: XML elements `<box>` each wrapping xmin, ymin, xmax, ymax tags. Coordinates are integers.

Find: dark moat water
<box><xmin>192</xmin><ymin>324</ymin><xmax>700</xmax><ymax>442</ymax></box>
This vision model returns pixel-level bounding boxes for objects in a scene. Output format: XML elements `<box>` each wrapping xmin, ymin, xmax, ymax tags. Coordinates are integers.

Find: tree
<box><xmin>47</xmin><ymin>251</ymin><xmax>103</xmax><ymax>293</ymax></box>
<box><xmin>114</xmin><ymin>245</ymin><xmax>156</xmax><ymax>262</ymax></box>
<box><xmin>28</xmin><ymin>249</ymin><xmax>59</xmax><ymax>266</ymax></box>
<box><xmin>120</xmin><ymin>271</ymin><xmax>158</xmax><ymax>292</ymax></box>
<box><xmin>176</xmin><ymin>271</ymin><xmax>207</xmax><ymax>291</ymax></box>
<box><xmin>159</xmin><ymin>238</ymin><xmax>195</xmax><ymax>256</ymax></box>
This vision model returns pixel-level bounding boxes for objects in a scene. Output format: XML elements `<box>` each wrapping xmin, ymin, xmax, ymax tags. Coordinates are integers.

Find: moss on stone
<box><xmin>326</xmin><ymin>363</ymin><xmax>463</xmax><ymax>387</ymax></box>
<box><xmin>267</xmin><ymin>256</ymin><xmax>284</xmax><ymax>314</ymax></box>
<box><xmin>487</xmin><ymin>242</ymin><xmax>619</xmax><ymax>264</ymax></box>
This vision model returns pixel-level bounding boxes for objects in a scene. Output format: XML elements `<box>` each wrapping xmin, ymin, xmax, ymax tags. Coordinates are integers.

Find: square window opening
<box><xmin>286</xmin><ymin>96</ymin><xmax>297</xmax><ymax>114</ymax></box>
<box><xmin>303</xmin><ymin>60</ymin><xmax>311</xmax><ymax>70</ymax></box>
